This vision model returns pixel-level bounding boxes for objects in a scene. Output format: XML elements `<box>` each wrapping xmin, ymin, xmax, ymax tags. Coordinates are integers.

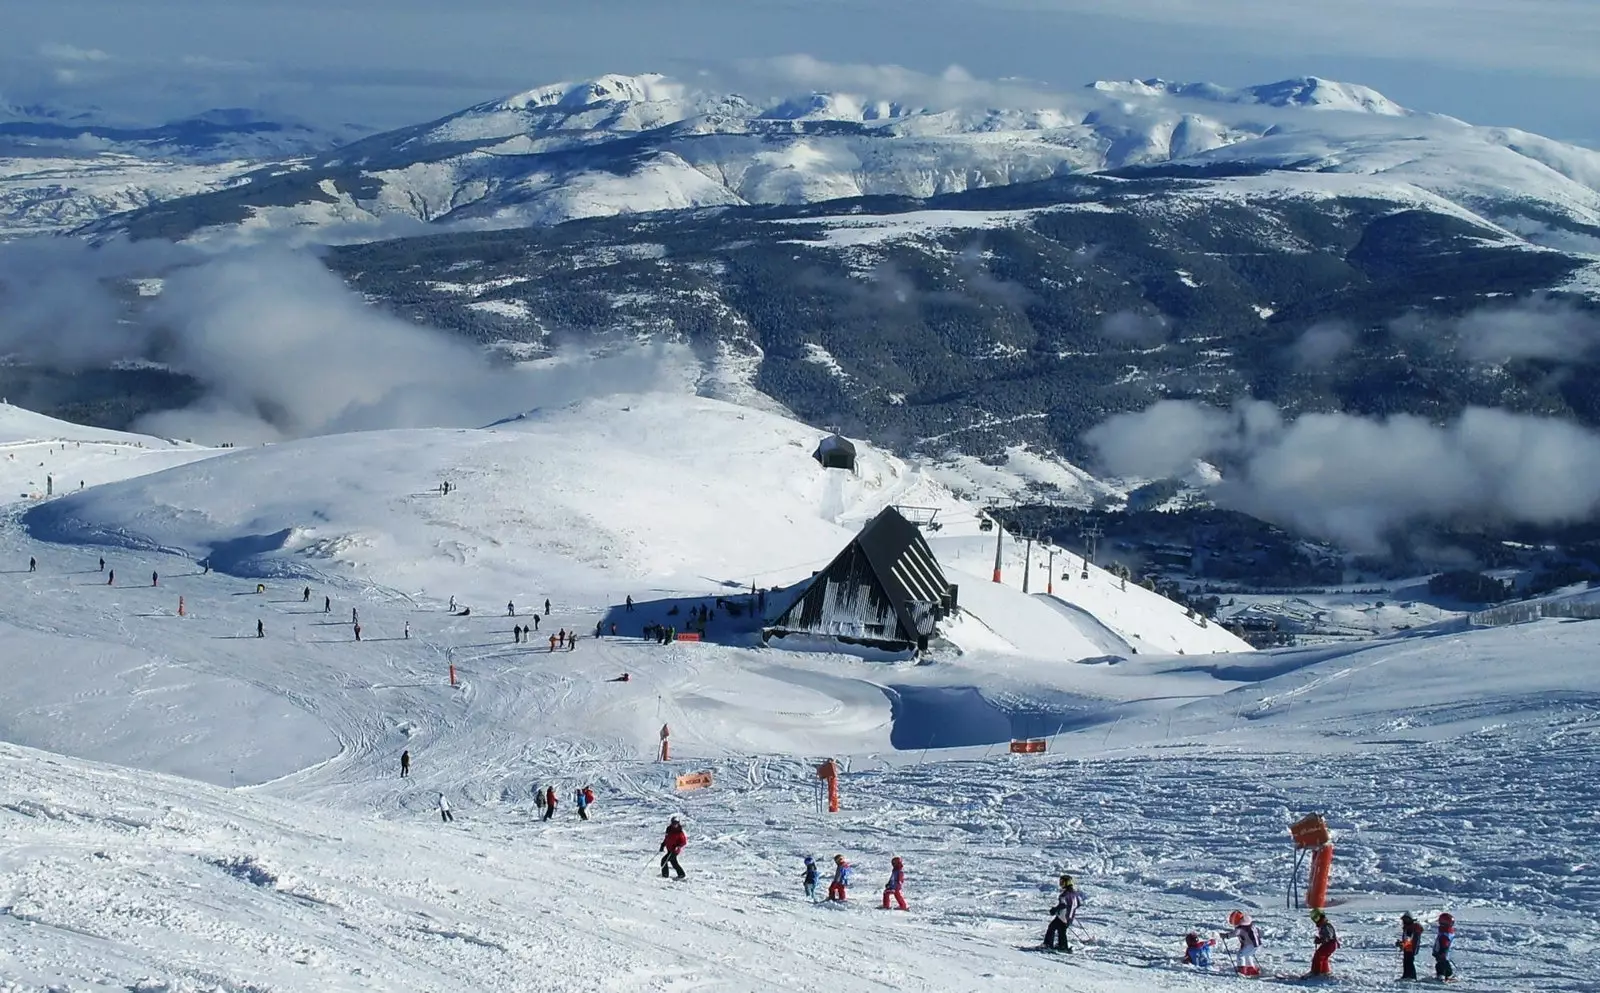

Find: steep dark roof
<box><xmin>854</xmin><ymin>507</ymin><xmax>948</xmax><ymax>636</ymax></box>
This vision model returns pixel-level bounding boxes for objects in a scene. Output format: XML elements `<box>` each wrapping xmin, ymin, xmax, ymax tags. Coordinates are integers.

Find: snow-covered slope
<box><xmin>105</xmin><ymin>72</ymin><xmax>1600</xmax><ymax>249</ymax></box>
<box><xmin>0</xmin><ymin>395</ymin><xmax>1595</xmax><ymax>991</ymax></box>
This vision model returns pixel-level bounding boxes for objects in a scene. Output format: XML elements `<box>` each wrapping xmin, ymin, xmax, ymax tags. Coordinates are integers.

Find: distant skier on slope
<box><xmin>544</xmin><ymin>598</ymin><xmax>550</xmax><ymax>616</ymax></box>
<box><xmin>543</xmin><ymin>786</ymin><xmax>557</xmax><ymax>821</ymax></box>
<box><xmin>881</xmin><ymin>856</ymin><xmax>908</xmax><ymax>910</ymax></box>
<box><xmin>303</xmin><ymin>586</ymin><xmax>310</xmax><ymax>602</ymax></box>
<box><xmin>507</xmin><ymin>600</ymin><xmax>515</xmax><ymax>617</ymax></box>
<box><xmin>256</xmin><ymin>619</ymin><xmax>264</xmax><ymax>638</ymax></box>
<box><xmin>404</xmin><ymin>620</ymin><xmax>410</xmax><ymax>640</ymax></box>
<box><xmin>28</xmin><ymin>556</ymin><xmax>35</xmax><ymax>572</ymax></box>
<box><xmin>1225</xmin><ymin>911</ymin><xmax>1263</xmax><ymax>976</ymax></box>
<box><xmin>400</xmin><ymin>749</ymin><xmax>410</xmax><ymax>778</ymax></box>
<box><xmin>1397</xmin><ymin>912</ymin><xmax>1424</xmax><ymax>980</ymax></box>
<box><xmin>827</xmin><ymin>854</ymin><xmax>851</xmax><ymax>902</ymax></box>
<box><xmin>352</xmin><ymin>607</ymin><xmax>359</xmax><ymax>624</ymax></box>
<box><xmin>659</xmin><ymin>818</ymin><xmax>687</xmax><ymax>879</ymax></box>
<box><xmin>354</xmin><ymin>622</ymin><xmax>362</xmax><ymax>642</ymax></box>
<box><xmin>802</xmin><ymin>856</ymin><xmax>819</xmax><ymax>900</ymax></box>
<box><xmin>108</xmin><ymin>569</ymin><xmax>114</xmax><ymax>586</ymax></box>
<box><xmin>152</xmin><ymin>571</ymin><xmax>158</xmax><ymax>586</ymax></box>
<box><xmin>324</xmin><ymin>595</ymin><xmax>331</xmax><ymax>613</ymax></box>
<box><xmin>574</xmin><ymin>786</ymin><xmax>590</xmax><ymax>821</ymax></box>
<box><xmin>1433</xmin><ymin>913</ymin><xmax>1456</xmax><ymax>981</ymax></box>
<box><xmin>98</xmin><ymin>556</ymin><xmax>104</xmax><ymax>572</ymax></box>
<box><xmin>438</xmin><ymin>793</ymin><xmax>453</xmax><ymax>823</ymax></box>
<box><xmin>531</xmin><ymin>613</ymin><xmax>539</xmax><ymax>631</ymax></box>
<box><xmin>1044</xmin><ymin>876</ymin><xmax>1082</xmax><ymax>951</ymax></box>
<box><xmin>1309</xmin><ymin>908</ymin><xmax>1338</xmax><ymax>976</ymax></box>
<box><xmin>1184</xmin><ymin>932</ymin><xmax>1216</xmax><ymax>968</ymax></box>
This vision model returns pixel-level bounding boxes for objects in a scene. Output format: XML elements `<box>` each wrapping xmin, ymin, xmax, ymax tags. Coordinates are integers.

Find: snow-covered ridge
<box><xmin>1089</xmin><ymin>76</ymin><xmax>1410</xmax><ymax>116</ymax></box>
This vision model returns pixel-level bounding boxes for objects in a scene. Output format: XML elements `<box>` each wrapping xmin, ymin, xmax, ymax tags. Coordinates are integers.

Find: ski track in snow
<box><xmin>0</xmin><ymin>399</ymin><xmax>1594</xmax><ymax>992</ymax></box>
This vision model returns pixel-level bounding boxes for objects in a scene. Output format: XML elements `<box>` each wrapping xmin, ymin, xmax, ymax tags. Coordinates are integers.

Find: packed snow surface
<box><xmin>0</xmin><ymin>394</ymin><xmax>1593</xmax><ymax>992</ymax></box>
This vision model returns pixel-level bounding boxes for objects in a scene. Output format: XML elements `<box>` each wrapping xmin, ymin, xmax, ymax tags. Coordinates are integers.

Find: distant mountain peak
<box><xmin>495</xmin><ymin>73</ymin><xmax>687</xmax><ymax>112</ymax></box>
<box><xmin>1088</xmin><ymin>76</ymin><xmax>1408</xmax><ymax>116</ymax></box>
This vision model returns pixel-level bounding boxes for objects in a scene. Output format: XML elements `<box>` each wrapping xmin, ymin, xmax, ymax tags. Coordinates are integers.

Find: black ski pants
<box><xmin>1044</xmin><ymin>919</ymin><xmax>1071</xmax><ymax>951</ymax></box>
<box><xmin>543</xmin><ymin>805</ymin><xmax>555</xmax><ymax>821</ymax></box>
<box><xmin>1401</xmin><ymin>949</ymin><xmax>1417</xmax><ymax>980</ymax></box>
<box><xmin>661</xmin><ymin>851</ymin><xmax>685</xmax><ymax>878</ymax></box>
<box><xmin>1435</xmin><ymin>956</ymin><xmax>1453</xmax><ymax>981</ymax></box>
<box><xmin>440</xmin><ymin>810</ymin><xmax>453</xmax><ymax>822</ymax></box>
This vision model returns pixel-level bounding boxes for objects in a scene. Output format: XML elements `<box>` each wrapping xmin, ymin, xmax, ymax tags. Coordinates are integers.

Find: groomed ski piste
<box><xmin>0</xmin><ymin>394</ymin><xmax>1594</xmax><ymax>993</ymax></box>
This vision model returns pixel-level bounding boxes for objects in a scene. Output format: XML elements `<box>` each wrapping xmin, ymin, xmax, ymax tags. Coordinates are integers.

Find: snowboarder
<box><xmin>1397</xmin><ymin>912</ymin><xmax>1424</xmax><ymax>980</ymax></box>
<box><xmin>1226</xmin><ymin>910</ymin><xmax>1263</xmax><ymax>977</ymax></box>
<box><xmin>400</xmin><ymin>750</ymin><xmax>410</xmax><ymax>778</ymax></box>
<box><xmin>802</xmin><ymin>856</ymin><xmax>819</xmax><ymax>900</ymax></box>
<box><xmin>574</xmin><ymin>786</ymin><xmax>590</xmax><ymax>821</ymax></box>
<box><xmin>659</xmin><ymin>818</ymin><xmax>687</xmax><ymax>879</ymax></box>
<box><xmin>28</xmin><ymin>556</ymin><xmax>35</xmax><ymax>572</ymax></box>
<box><xmin>625</xmin><ymin>594</ymin><xmax>634</xmax><ymax>612</ymax></box>
<box><xmin>543</xmin><ymin>786</ymin><xmax>557</xmax><ymax>821</ymax></box>
<box><xmin>1309</xmin><ymin>907</ymin><xmax>1338</xmax><ymax>976</ymax></box>
<box><xmin>543</xmin><ymin>598</ymin><xmax>550</xmax><ymax>616</ymax></box>
<box><xmin>507</xmin><ymin>600</ymin><xmax>515</xmax><ymax>617</ymax></box>
<box><xmin>1184</xmin><ymin>932</ymin><xmax>1216</xmax><ymax>968</ymax></box>
<box><xmin>256</xmin><ymin>619</ymin><xmax>264</xmax><ymax>638</ymax></box>
<box><xmin>404</xmin><ymin>620</ymin><xmax>410</xmax><ymax>640</ymax></box>
<box><xmin>881</xmin><ymin>856</ymin><xmax>908</xmax><ymax>910</ymax></box>
<box><xmin>303</xmin><ymin>586</ymin><xmax>310</xmax><ymax>602</ymax></box>
<box><xmin>151</xmin><ymin>571</ymin><xmax>158</xmax><ymax>587</ymax></box>
<box><xmin>827</xmin><ymin>854</ymin><xmax>851</xmax><ymax>902</ymax></box>
<box><xmin>1044</xmin><ymin>875</ymin><xmax>1082</xmax><ymax>951</ymax></box>
<box><xmin>438</xmin><ymin>793</ymin><xmax>453</xmax><ymax>823</ymax></box>
<box><xmin>324</xmin><ymin>596</ymin><xmax>331</xmax><ymax>614</ymax></box>
<box><xmin>1433</xmin><ymin>913</ymin><xmax>1455</xmax><ymax>981</ymax></box>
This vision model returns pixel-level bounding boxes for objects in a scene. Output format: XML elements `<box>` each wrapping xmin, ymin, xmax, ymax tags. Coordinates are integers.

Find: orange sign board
<box><xmin>676</xmin><ymin>632</ymin><xmax>702</xmax><ymax>643</ymax></box>
<box><xmin>1008</xmin><ymin>739</ymin><xmax>1047</xmax><ymax>754</ymax></box>
<box><xmin>675</xmin><ymin>771</ymin><xmax>713</xmax><ymax>791</ymax></box>
<box><xmin>816</xmin><ymin>760</ymin><xmax>838</xmax><ymax>781</ymax></box>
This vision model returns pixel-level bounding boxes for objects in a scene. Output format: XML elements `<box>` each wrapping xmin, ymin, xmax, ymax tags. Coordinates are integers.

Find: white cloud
<box><xmin>39</xmin><ymin>43</ymin><xmax>111</xmax><ymax>63</ymax></box>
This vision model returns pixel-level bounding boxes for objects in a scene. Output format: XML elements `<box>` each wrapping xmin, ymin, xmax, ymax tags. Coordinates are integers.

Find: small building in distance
<box><xmin>765</xmin><ymin>506</ymin><xmax>957</xmax><ymax>653</ymax></box>
<box><xmin>813</xmin><ymin>434</ymin><xmax>857</xmax><ymax>472</ymax></box>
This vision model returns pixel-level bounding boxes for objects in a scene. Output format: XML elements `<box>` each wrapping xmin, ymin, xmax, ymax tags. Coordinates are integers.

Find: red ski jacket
<box><xmin>662</xmin><ymin>825</ymin><xmax>687</xmax><ymax>853</ymax></box>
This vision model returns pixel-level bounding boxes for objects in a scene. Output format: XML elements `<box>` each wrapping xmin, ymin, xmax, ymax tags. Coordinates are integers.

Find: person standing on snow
<box><xmin>574</xmin><ymin>786</ymin><xmax>590</xmax><ymax>821</ymax></box>
<box><xmin>1309</xmin><ymin>908</ymin><xmax>1338</xmax><ymax>976</ymax></box>
<box><xmin>659</xmin><ymin>818</ymin><xmax>687</xmax><ymax>879</ymax></box>
<box><xmin>881</xmin><ymin>856</ymin><xmax>908</xmax><ymax>910</ymax></box>
<box><xmin>438</xmin><ymin>793</ymin><xmax>453</xmax><ymax>823</ymax></box>
<box><xmin>28</xmin><ymin>556</ymin><xmax>35</xmax><ymax>572</ymax></box>
<box><xmin>303</xmin><ymin>586</ymin><xmax>310</xmax><ymax>602</ymax></box>
<box><xmin>99</xmin><ymin>556</ymin><xmax>104</xmax><ymax>572</ymax></box>
<box><xmin>151</xmin><ymin>571</ymin><xmax>158</xmax><ymax>586</ymax></box>
<box><xmin>256</xmin><ymin>619</ymin><xmax>264</xmax><ymax>638</ymax></box>
<box><xmin>448</xmin><ymin>595</ymin><xmax>456</xmax><ymax>612</ymax></box>
<box><xmin>352</xmin><ymin>607</ymin><xmax>359</xmax><ymax>624</ymax></box>
<box><xmin>625</xmin><ymin>594</ymin><xmax>634</xmax><ymax>612</ymax></box>
<box><xmin>548</xmin><ymin>633</ymin><xmax>558</xmax><ymax>652</ymax></box>
<box><xmin>827</xmin><ymin>854</ymin><xmax>852</xmax><ymax>902</ymax></box>
<box><xmin>543</xmin><ymin>786</ymin><xmax>557</xmax><ymax>821</ymax></box>
<box><xmin>507</xmin><ymin>600</ymin><xmax>515</xmax><ymax>617</ymax></box>
<box><xmin>108</xmin><ymin>569</ymin><xmax>115</xmax><ymax>586</ymax></box>
<box><xmin>400</xmin><ymin>749</ymin><xmax>410</xmax><ymax>778</ymax></box>
<box><xmin>1044</xmin><ymin>875</ymin><xmax>1082</xmax><ymax>951</ymax></box>
<box><xmin>354</xmin><ymin>622</ymin><xmax>362</xmax><ymax>642</ymax></box>
<box><xmin>404</xmin><ymin>620</ymin><xmax>410</xmax><ymax>640</ymax></box>
<box><xmin>1397</xmin><ymin>912</ymin><xmax>1424</xmax><ymax>980</ymax></box>
<box><xmin>802</xmin><ymin>856</ymin><xmax>819</xmax><ymax>900</ymax></box>
<box><xmin>531</xmin><ymin>613</ymin><xmax>539</xmax><ymax>631</ymax></box>
<box><xmin>324</xmin><ymin>595</ymin><xmax>331</xmax><ymax>614</ymax></box>
<box><xmin>1433</xmin><ymin>913</ymin><xmax>1456</xmax><ymax>981</ymax></box>
<box><xmin>1225</xmin><ymin>910</ymin><xmax>1263</xmax><ymax>976</ymax></box>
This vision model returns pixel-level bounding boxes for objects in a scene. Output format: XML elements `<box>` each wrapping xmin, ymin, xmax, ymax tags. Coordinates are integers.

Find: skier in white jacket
<box><xmin>1225</xmin><ymin>911</ymin><xmax>1263</xmax><ymax>976</ymax></box>
<box><xmin>438</xmin><ymin>793</ymin><xmax>454</xmax><ymax>823</ymax></box>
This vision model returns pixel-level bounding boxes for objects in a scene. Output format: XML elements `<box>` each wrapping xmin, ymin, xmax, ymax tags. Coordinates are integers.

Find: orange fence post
<box><xmin>817</xmin><ymin>759</ymin><xmax>840</xmax><ymax>813</ymax></box>
<box><xmin>659</xmin><ymin>723</ymin><xmax>671</xmax><ymax>762</ymax></box>
<box><xmin>449</xmin><ymin>664</ymin><xmax>457</xmax><ymax>687</ymax></box>
<box><xmin>1306</xmin><ymin>844</ymin><xmax>1334</xmax><ymax>909</ymax></box>
<box><xmin>177</xmin><ymin>596</ymin><xmax>185</xmax><ymax>617</ymax></box>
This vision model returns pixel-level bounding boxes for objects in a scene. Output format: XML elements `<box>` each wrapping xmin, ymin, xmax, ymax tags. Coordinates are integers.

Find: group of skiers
<box><xmin>1172</xmin><ymin>907</ymin><xmax>1456</xmax><ymax>981</ymax></box>
<box><xmin>796</xmin><ymin>853</ymin><xmax>908</xmax><ymax>909</ymax></box>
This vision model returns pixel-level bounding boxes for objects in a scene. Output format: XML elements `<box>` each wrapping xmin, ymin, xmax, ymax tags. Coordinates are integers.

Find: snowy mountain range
<box><xmin>96</xmin><ymin>72</ymin><xmax>1600</xmax><ymax>248</ymax></box>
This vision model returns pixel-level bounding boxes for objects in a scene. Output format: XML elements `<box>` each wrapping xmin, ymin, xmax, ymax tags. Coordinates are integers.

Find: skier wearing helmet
<box><xmin>1183</xmin><ymin>932</ymin><xmax>1216</xmax><ymax>968</ymax></box>
<box><xmin>826</xmin><ymin>854</ymin><xmax>852</xmax><ymax>902</ymax></box>
<box><xmin>1433</xmin><ymin>913</ymin><xmax>1456</xmax><ymax>981</ymax></box>
<box><xmin>881</xmin><ymin>856</ymin><xmax>907</xmax><ymax>911</ymax></box>
<box><xmin>1309</xmin><ymin>908</ymin><xmax>1339</xmax><ymax>976</ymax></box>
<box><xmin>1397</xmin><ymin>912</ymin><xmax>1425</xmax><ymax>980</ymax></box>
<box><xmin>1226</xmin><ymin>910</ymin><xmax>1263</xmax><ymax>976</ymax></box>
<box><xmin>1043</xmin><ymin>875</ymin><xmax>1082</xmax><ymax>951</ymax></box>
<box><xmin>659</xmin><ymin>817</ymin><xmax>687</xmax><ymax>879</ymax></box>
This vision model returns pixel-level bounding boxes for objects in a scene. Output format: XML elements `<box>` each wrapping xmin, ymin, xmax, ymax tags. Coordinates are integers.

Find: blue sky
<box><xmin>4</xmin><ymin>0</ymin><xmax>1597</xmax><ymax>144</ymax></box>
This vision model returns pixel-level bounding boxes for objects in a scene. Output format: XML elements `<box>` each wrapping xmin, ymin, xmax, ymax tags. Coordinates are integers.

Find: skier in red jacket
<box><xmin>543</xmin><ymin>786</ymin><xmax>558</xmax><ymax>821</ymax></box>
<box><xmin>659</xmin><ymin>817</ymin><xmax>687</xmax><ymax>879</ymax></box>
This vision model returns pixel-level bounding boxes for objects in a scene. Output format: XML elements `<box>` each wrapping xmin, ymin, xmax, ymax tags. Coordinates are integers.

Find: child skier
<box><xmin>881</xmin><ymin>857</ymin><xmax>907</xmax><ymax>910</ymax></box>
<box><xmin>1184</xmin><ymin>932</ymin><xmax>1216</xmax><ymax>968</ymax></box>
<box><xmin>1044</xmin><ymin>875</ymin><xmax>1082</xmax><ymax>951</ymax></box>
<box><xmin>802</xmin><ymin>857</ymin><xmax>819</xmax><ymax>899</ymax></box>
<box><xmin>659</xmin><ymin>817</ymin><xmax>687</xmax><ymax>879</ymax></box>
<box><xmin>1226</xmin><ymin>910</ymin><xmax>1263</xmax><ymax>977</ymax></box>
<box><xmin>1309</xmin><ymin>908</ymin><xmax>1338</xmax><ymax>976</ymax></box>
<box><xmin>1397</xmin><ymin>912</ymin><xmax>1424</xmax><ymax>980</ymax></box>
<box><xmin>1433</xmin><ymin>913</ymin><xmax>1455</xmax><ymax>981</ymax></box>
<box><xmin>827</xmin><ymin>854</ymin><xmax>851</xmax><ymax>901</ymax></box>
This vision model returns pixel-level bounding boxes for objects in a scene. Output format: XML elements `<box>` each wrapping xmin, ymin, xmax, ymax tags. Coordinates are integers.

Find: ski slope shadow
<box><xmin>883</xmin><ymin>684</ymin><xmax>1111</xmax><ymax>749</ymax></box>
